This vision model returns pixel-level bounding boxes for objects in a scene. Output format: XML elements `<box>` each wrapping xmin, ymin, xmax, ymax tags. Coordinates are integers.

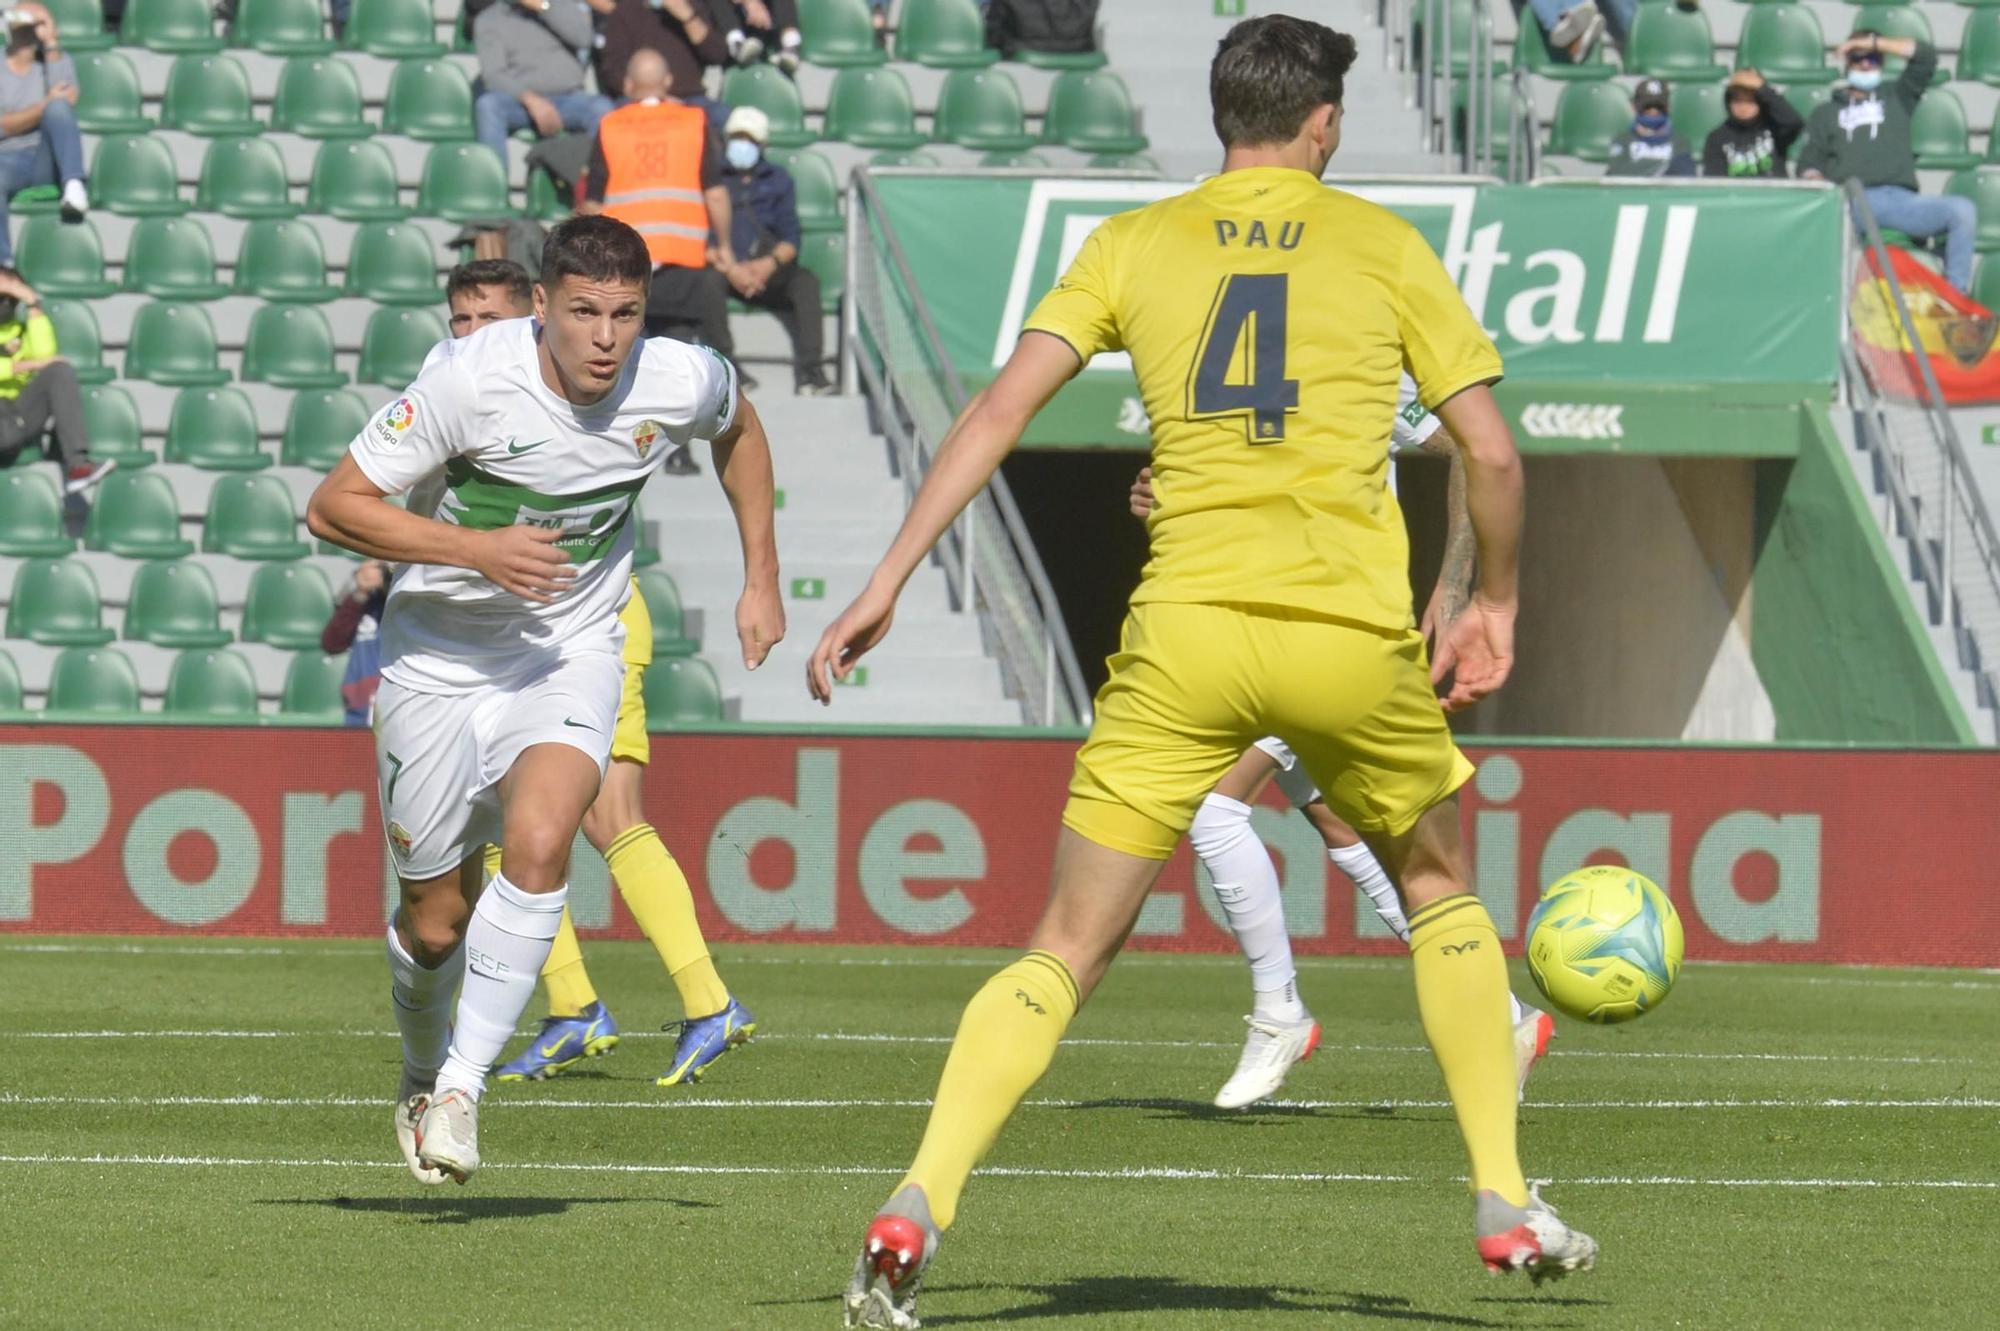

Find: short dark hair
<box><xmin>445</xmin><ymin>259</ymin><xmax>532</xmax><ymax>306</ymax></box>
<box><xmin>1210</xmin><ymin>15</ymin><xmax>1357</xmax><ymax>149</ymax></box>
<box><xmin>539</xmin><ymin>215</ymin><xmax>652</xmax><ymax>291</ymax></box>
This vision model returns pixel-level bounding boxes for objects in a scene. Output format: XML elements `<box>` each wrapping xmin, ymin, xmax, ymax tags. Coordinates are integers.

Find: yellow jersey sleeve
<box><xmin>1022</xmin><ymin>220</ymin><xmax>1124</xmax><ymax>364</ymax></box>
<box><xmin>1396</xmin><ymin>228</ymin><xmax>1503</xmax><ymax>411</ymax></box>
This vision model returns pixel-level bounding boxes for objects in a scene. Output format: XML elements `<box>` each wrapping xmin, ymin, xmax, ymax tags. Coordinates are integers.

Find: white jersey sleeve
<box><xmin>688</xmin><ymin>343</ymin><xmax>740</xmax><ymax>440</ymax></box>
<box><xmin>1389</xmin><ymin>372</ymin><xmax>1443</xmax><ymax>455</ymax></box>
<box><xmin>349</xmin><ymin>351</ymin><xmax>474</xmax><ymax>496</ymax></box>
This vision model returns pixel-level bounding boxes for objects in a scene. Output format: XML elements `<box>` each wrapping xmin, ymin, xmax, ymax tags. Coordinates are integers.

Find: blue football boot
<box><xmin>657</xmin><ymin>996</ymin><xmax>757</xmax><ymax>1087</ymax></box>
<box><xmin>494</xmin><ymin>1000</ymin><xmax>620</xmax><ymax>1082</ymax></box>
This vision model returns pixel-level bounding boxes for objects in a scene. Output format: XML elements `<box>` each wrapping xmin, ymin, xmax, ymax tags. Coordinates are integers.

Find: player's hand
<box><xmin>1438</xmin><ymin>595</ymin><xmax>1515</xmax><ymax>712</ymax></box>
<box><xmin>806</xmin><ymin>577</ymin><xmax>898</xmax><ymax>704</ymax></box>
<box><xmin>473</xmin><ymin>524</ymin><xmax>574</xmax><ymax>603</ymax></box>
<box><xmin>736</xmin><ymin>577</ymin><xmax>785</xmax><ymax>669</ymax></box>
<box><xmin>1419</xmin><ymin>583</ymin><xmax>1466</xmax><ymax>684</ymax></box>
<box><xmin>1128</xmin><ymin>466</ymin><xmax>1155</xmax><ymax>519</ymax></box>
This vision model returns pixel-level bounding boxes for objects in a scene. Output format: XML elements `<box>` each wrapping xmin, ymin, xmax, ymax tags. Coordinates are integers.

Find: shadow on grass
<box><xmin>1064</xmin><ymin>1098</ymin><xmax>1452</xmax><ymax>1128</ymax></box>
<box><xmin>259</xmin><ymin>1195</ymin><xmax>714</xmax><ymax>1225</ymax></box>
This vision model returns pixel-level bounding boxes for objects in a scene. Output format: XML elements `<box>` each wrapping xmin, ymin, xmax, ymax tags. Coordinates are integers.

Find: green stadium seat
<box><xmin>166</xmin><ymin>387</ymin><xmax>270</xmax><ymax>471</ymax></box>
<box><xmin>416</xmin><ymin>143</ymin><xmax>513</xmax><ymax>223</ymax></box>
<box><xmin>80</xmin><ymin>384</ymin><xmax>152</xmax><ymax>465</ymax></box>
<box><xmin>45</xmin><ymin>646</ymin><xmax>141</xmax><ymax>714</ymax></box>
<box><xmin>635</xmin><ymin>569</ymin><xmax>698</xmax><ymax>657</ymax></box>
<box><xmin>46</xmin><ymin>0</ymin><xmax>111</xmax><ymax>50</ymax></box>
<box><xmin>160</xmin><ymin>54</ymin><xmax>261</xmax><ymax>135</ymax></box>
<box><xmin>271</xmin><ymin>56</ymin><xmax>371</xmax><ymax>138</ymax></box>
<box><xmin>1516</xmin><ymin>8</ymin><xmax>1617</xmax><ymax>82</ymax></box>
<box><xmin>89</xmin><ymin>134</ymin><xmax>188</xmax><ymax>217</ymax></box>
<box><xmin>1627</xmin><ymin>4</ymin><xmax>1728</xmax><ymax>82</ymax></box>
<box><xmin>798</xmin><ymin>229</ymin><xmax>845</xmax><ymax>314</ymax></box>
<box><xmin>0</xmin><ymin>647</ymin><xmax>20</xmax><ymax>711</ymax></box>
<box><xmin>17</xmin><ymin>217</ymin><xmax>114</xmax><ymax>298</ymax></box>
<box><xmin>772</xmin><ymin>149</ymin><xmax>840</xmax><ymax>232</ymax></box>
<box><xmin>233</xmin><ymin>218</ymin><xmax>339</xmax><ymax>302</ymax></box>
<box><xmin>280</xmin><ymin>649</ymin><xmax>347</xmax><ymax>717</ymax></box>
<box><xmin>800</xmin><ymin>0</ymin><xmax>886</xmax><ymax>67</ymax></box>
<box><xmin>525</xmin><ymin>166</ymin><xmax>572</xmax><ymax>222</ymax></box>
<box><xmin>8</xmin><ymin>558</ymin><xmax>115</xmax><ymax>645</ymax></box>
<box><xmin>1674</xmin><ymin>81</ymin><xmax>1728</xmax><ymax>155</ymax></box>
<box><xmin>382</xmin><ymin>58</ymin><xmax>475</xmax><ymax>141</ymax></box>
<box><xmin>357</xmin><ymin>306</ymin><xmax>449</xmax><ymax>386</ymax></box>
<box><xmin>242</xmin><ymin>561</ymin><xmax>334</xmax><ymax>649</ymax></box>
<box><xmin>1962</xmin><ymin>11</ymin><xmax>2000</xmax><ymax>87</ymax></box>
<box><xmin>869</xmin><ymin>148</ymin><xmax>942</xmax><ymax>167</ymax></box>
<box><xmin>125</xmin><ymin>0</ymin><xmax>225</xmax><ymax>53</ymax></box>
<box><xmin>1086</xmin><ymin>151</ymin><xmax>1161</xmax><ymax>173</ymax></box>
<box><xmin>934</xmin><ymin>68</ymin><xmax>1034</xmax><ymax>149</ymax></box>
<box><xmin>85</xmin><ymin>471</ymin><xmax>194</xmax><ymax>558</ymax></box>
<box><xmin>125</xmin><ymin>300</ymin><xmax>229</xmax><ymax>387</ymax></box>
<box><xmin>1547</xmin><ymin>79</ymin><xmax>1632</xmax><ymax>161</ymax></box>
<box><xmin>899</xmin><ymin>0</ymin><xmax>998</xmax><ymax>67</ymax></box>
<box><xmin>1041</xmin><ymin>70</ymin><xmax>1148</xmax><ymax>152</ymax></box>
<box><xmin>721</xmin><ymin>65</ymin><xmax>814</xmax><ymax>148</ymax></box>
<box><xmin>241</xmin><ymin>304</ymin><xmax>346</xmax><ymax>389</ymax></box>
<box><xmin>342</xmin><ymin>0</ymin><xmax>446</xmax><ymax>57</ymax></box>
<box><xmin>0</xmin><ymin>471</ymin><xmax>75</xmax><ymax>556</ymax></box>
<box><xmin>1974</xmin><ymin>257</ymin><xmax>2000</xmax><ymax>311</ymax></box>
<box><xmin>164</xmin><ymin>647</ymin><xmax>261</xmax><ymax>717</ymax></box>
<box><xmin>232</xmin><ymin>0</ymin><xmax>334</xmax><ymax>55</ymax></box>
<box><xmin>281</xmin><ymin>388</ymin><xmax>369</xmax><ymax>468</ymax></box>
<box><xmin>979</xmin><ymin>148</ymin><xmax>1051</xmax><ymax>168</ymax></box>
<box><xmin>197</xmin><ymin>138</ymin><xmax>301</xmax><ymax>219</ymax></box>
<box><xmin>1012</xmin><ymin>44</ymin><xmax>1107</xmax><ymax>72</ymax></box>
<box><xmin>1418</xmin><ymin>0</ymin><xmax>1488</xmax><ymax>79</ymax></box>
<box><xmin>306</xmin><ymin>141</ymin><xmax>410</xmax><ymax>221</ymax></box>
<box><xmin>642</xmin><ymin>656</ymin><xmax>723</xmax><ymax>724</ymax></box>
<box><xmin>201</xmin><ymin>474</ymin><xmax>310</xmax><ymax>559</ymax></box>
<box><xmin>125</xmin><ymin>559</ymin><xmax>232</xmax><ymax>648</ymax></box>
<box><xmin>825</xmin><ymin>68</ymin><xmax>925</xmax><ymax>149</ymax></box>
<box><xmin>122</xmin><ymin>217</ymin><xmax>229</xmax><ymax>300</ymax></box>
<box><xmin>75</xmin><ymin>51</ymin><xmax>151</xmax><ymax>133</ymax></box>
<box><xmin>1946</xmin><ymin>168</ymin><xmax>2000</xmax><ymax>250</ymax></box>
<box><xmin>46</xmin><ymin>301</ymin><xmax>112</xmax><ymax>386</ymax></box>
<box><xmin>1914</xmin><ymin>89</ymin><xmax>1979</xmax><ymax>170</ymax></box>
<box><xmin>342</xmin><ymin>221</ymin><xmax>443</xmax><ymax>304</ymax></box>
<box><xmin>1737</xmin><ymin>7</ymin><xmax>1836</xmax><ymax>85</ymax></box>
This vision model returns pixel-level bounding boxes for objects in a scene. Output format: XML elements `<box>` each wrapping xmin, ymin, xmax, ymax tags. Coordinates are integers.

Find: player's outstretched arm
<box><xmin>805</xmin><ymin>331</ymin><xmax>1080</xmax><ymax>702</ymax></box>
<box><xmin>709</xmin><ymin>391</ymin><xmax>784</xmax><ymax>669</ymax></box>
<box><xmin>1431</xmin><ymin>384</ymin><xmax>1523</xmax><ymax>712</ymax></box>
<box><xmin>1416</xmin><ymin>431</ymin><xmax>1476</xmax><ymax>682</ymax></box>
<box><xmin>306</xmin><ymin>456</ymin><xmax>576</xmax><ymax>603</ymax></box>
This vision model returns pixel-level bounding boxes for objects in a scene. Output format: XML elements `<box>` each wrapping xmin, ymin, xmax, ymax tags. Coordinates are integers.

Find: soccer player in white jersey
<box><xmin>305</xmin><ymin>216</ymin><xmax>784</xmax><ymax>1185</ymax></box>
<box><xmin>1130</xmin><ymin>375</ymin><xmax>1553</xmax><ymax>1110</ymax></box>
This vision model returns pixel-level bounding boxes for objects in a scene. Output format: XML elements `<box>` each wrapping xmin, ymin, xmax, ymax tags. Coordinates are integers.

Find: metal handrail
<box><xmin>847</xmin><ymin>168</ymin><xmax>1094</xmax><ymax>726</ymax></box>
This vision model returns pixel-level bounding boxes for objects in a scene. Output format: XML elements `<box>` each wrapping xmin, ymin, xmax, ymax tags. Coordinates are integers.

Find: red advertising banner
<box><xmin>2</xmin><ymin>727</ymin><xmax>1995</xmax><ymax>967</ymax></box>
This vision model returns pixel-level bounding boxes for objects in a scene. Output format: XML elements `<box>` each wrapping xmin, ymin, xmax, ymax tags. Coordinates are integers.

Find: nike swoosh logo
<box><xmin>563</xmin><ymin>717</ymin><xmax>596</xmax><ymax>730</ymax></box>
<box><xmin>538</xmin><ymin>1038</ymin><xmax>570</xmax><ymax>1058</ymax></box>
<box><xmin>506</xmin><ymin>437</ymin><xmax>552</xmax><ymax>455</ymax></box>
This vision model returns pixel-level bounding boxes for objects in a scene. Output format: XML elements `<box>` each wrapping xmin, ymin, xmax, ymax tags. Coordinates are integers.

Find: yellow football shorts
<box><xmin>612</xmin><ymin>581</ymin><xmax>652</xmax><ymax>765</ymax></box>
<box><xmin>1063</xmin><ymin>601</ymin><xmax>1475</xmax><ymax>859</ymax></box>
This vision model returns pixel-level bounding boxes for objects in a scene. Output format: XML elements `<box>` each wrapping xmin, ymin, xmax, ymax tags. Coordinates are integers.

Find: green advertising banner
<box><xmin>869</xmin><ymin>175</ymin><xmax>1843</xmax><ymax>452</ymax></box>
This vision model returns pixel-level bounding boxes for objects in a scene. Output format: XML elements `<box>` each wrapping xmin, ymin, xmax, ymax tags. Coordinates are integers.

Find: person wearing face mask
<box><xmin>1799</xmin><ymin>32</ymin><xmax>1974</xmax><ymax>292</ymax></box>
<box><xmin>1703</xmin><ymin>67</ymin><xmax>1803</xmax><ymax>179</ymax></box>
<box><xmin>1606</xmin><ymin>78</ymin><xmax>1695</xmax><ymax>179</ymax></box>
<box><xmin>712</xmin><ymin>107</ymin><xmax>834</xmax><ymax>397</ymax></box>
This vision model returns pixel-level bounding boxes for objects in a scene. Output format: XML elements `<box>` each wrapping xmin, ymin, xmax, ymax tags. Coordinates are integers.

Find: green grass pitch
<box><xmin>0</xmin><ymin>938</ymin><xmax>1994</xmax><ymax>1329</ymax></box>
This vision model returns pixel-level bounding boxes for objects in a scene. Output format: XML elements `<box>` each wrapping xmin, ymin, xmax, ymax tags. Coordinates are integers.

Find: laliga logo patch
<box><xmin>632</xmin><ymin>419</ymin><xmax>665</xmax><ymax>459</ymax></box>
<box><xmin>372</xmin><ymin>397</ymin><xmax>417</xmax><ymax>446</ymax></box>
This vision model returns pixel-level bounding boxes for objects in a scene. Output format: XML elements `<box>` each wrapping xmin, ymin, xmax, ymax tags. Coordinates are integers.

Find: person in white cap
<box><xmin>711</xmin><ymin>105</ymin><xmax>835</xmax><ymax>396</ymax></box>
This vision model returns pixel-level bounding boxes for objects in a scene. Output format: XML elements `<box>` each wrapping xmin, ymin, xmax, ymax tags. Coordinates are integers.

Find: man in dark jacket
<box><xmin>589</xmin><ymin>0</ymin><xmax>730</xmax><ymax>131</ymax></box>
<box><xmin>1703</xmin><ymin>68</ymin><xmax>1803</xmax><ymax>178</ymax></box>
<box><xmin>986</xmin><ymin>0</ymin><xmax>1098</xmax><ymax>60</ymax></box>
<box><xmin>1799</xmin><ymin>33</ymin><xmax>1974</xmax><ymax>292</ymax></box>
<box><xmin>713</xmin><ymin>106</ymin><xmax>833</xmax><ymax>395</ymax></box>
<box><xmin>1606</xmin><ymin>77</ymin><xmax>1695</xmax><ymax>178</ymax></box>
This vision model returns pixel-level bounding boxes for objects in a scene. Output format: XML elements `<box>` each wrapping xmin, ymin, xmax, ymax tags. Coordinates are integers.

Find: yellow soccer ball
<box><xmin>1525</xmin><ymin>865</ymin><xmax>1685</xmax><ymax>1024</ymax></box>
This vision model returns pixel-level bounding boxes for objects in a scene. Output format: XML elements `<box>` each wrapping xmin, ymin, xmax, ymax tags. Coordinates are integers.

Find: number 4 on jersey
<box><xmin>1187</xmin><ymin>273</ymin><xmax>1299</xmax><ymax>443</ymax></box>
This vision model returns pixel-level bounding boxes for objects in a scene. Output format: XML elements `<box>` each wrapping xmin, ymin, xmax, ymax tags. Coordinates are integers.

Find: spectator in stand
<box><xmin>985</xmin><ymin>0</ymin><xmax>1098</xmax><ymax>62</ymax></box>
<box><xmin>0</xmin><ymin>3</ymin><xmax>86</xmax><ymax>261</ymax></box>
<box><xmin>1799</xmin><ymin>33</ymin><xmax>1975</xmax><ymax>295</ymax></box>
<box><xmin>1703</xmin><ymin>68</ymin><xmax>1802</xmax><ymax>180</ymax></box>
<box><xmin>590</xmin><ymin>0</ymin><xmax>731</xmax><ymax>132</ymax></box>
<box><xmin>321</xmin><ymin>560</ymin><xmax>389</xmax><ymax>727</ymax></box>
<box><xmin>714</xmin><ymin>107</ymin><xmax>833</xmax><ymax>396</ymax></box>
<box><xmin>444</xmin><ymin>257</ymin><xmax>533</xmax><ymax>339</ymax></box>
<box><xmin>1606</xmin><ymin>77</ymin><xmax>1695</xmax><ymax>178</ymax></box>
<box><xmin>715</xmin><ymin>1</ymin><xmax>802</xmax><ymax>75</ymax></box>
<box><xmin>473</xmin><ymin>0</ymin><xmax>613</xmax><ymax>171</ymax></box>
<box><xmin>0</xmin><ymin>265</ymin><xmax>110</xmax><ymax>498</ymax></box>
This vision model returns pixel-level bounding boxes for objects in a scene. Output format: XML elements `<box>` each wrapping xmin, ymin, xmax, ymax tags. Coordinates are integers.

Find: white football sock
<box><xmin>435</xmin><ymin>873</ymin><xmax>567</xmax><ymax>1101</ymax></box>
<box><xmin>1190</xmin><ymin>793</ymin><xmax>1306</xmax><ymax>1022</ymax></box>
<box><xmin>386</xmin><ymin>917</ymin><xmax>462</xmax><ymax>1083</ymax></box>
<box><xmin>1329</xmin><ymin>841</ymin><xmax>1410</xmax><ymax>943</ymax></box>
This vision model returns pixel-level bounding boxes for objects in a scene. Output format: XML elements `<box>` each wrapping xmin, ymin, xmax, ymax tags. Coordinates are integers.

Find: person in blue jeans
<box><xmin>0</xmin><ymin>4</ymin><xmax>87</xmax><ymax>265</ymax></box>
<box><xmin>1518</xmin><ymin>0</ymin><xmax>1635</xmax><ymax>64</ymax></box>
<box><xmin>473</xmin><ymin>0</ymin><xmax>614</xmax><ymax>171</ymax></box>
<box><xmin>1799</xmin><ymin>33</ymin><xmax>1976</xmax><ymax>295</ymax></box>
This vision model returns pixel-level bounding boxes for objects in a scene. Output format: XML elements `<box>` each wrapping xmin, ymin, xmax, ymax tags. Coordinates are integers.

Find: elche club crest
<box><xmin>632</xmin><ymin>420</ymin><xmax>667</xmax><ymax>459</ymax></box>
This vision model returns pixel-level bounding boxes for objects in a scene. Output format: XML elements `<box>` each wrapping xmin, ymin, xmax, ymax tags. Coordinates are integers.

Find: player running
<box><xmin>438</xmin><ymin>260</ymin><xmax>759</xmax><ymax>1089</ymax></box>
<box><xmin>811</xmin><ymin>18</ymin><xmax>1595</xmax><ymax>1325</ymax></box>
<box><xmin>306</xmin><ymin>217</ymin><xmax>783</xmax><ymax>1186</ymax></box>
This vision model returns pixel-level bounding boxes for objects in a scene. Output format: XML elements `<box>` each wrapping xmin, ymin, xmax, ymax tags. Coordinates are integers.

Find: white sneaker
<box><xmin>1475</xmin><ymin>1186</ymin><xmax>1599</xmax><ymax>1283</ymax></box>
<box><xmin>393</xmin><ymin>1066</ymin><xmax>448</xmax><ymax>1186</ymax></box>
<box><xmin>59</xmin><ymin>179</ymin><xmax>88</xmax><ymax>220</ymax></box>
<box><xmin>1547</xmin><ymin>5</ymin><xmax>1604</xmax><ymax>62</ymax></box>
<box><xmin>1213</xmin><ymin>1013</ymin><xmax>1321</xmax><ymax>1109</ymax></box>
<box><xmin>413</xmin><ymin>1086</ymin><xmax>479</xmax><ymax>1184</ymax></box>
<box><xmin>1513</xmin><ymin>1004</ymin><xmax>1555</xmax><ymax>1103</ymax></box>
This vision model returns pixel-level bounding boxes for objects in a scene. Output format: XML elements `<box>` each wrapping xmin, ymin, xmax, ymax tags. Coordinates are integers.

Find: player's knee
<box><xmin>1188</xmin><ymin>793</ymin><xmax>1253</xmax><ymax>855</ymax></box>
<box><xmin>400</xmin><ymin>906</ymin><xmax>467</xmax><ymax>964</ymax></box>
<box><xmin>500</xmin><ymin>819</ymin><xmax>575</xmax><ymax>890</ymax></box>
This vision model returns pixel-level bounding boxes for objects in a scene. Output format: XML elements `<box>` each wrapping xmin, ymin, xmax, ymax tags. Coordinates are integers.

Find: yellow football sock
<box><xmin>1407</xmin><ymin>893</ymin><xmax>1529</xmax><ymax>1207</ymax></box>
<box><xmin>541</xmin><ymin>908</ymin><xmax>599</xmax><ymax>1019</ymax></box>
<box><xmin>605</xmin><ymin>824</ymin><xmax>729</xmax><ymax>1018</ymax></box>
<box><xmin>899</xmin><ymin>950</ymin><xmax>1080</xmax><ymax>1230</ymax></box>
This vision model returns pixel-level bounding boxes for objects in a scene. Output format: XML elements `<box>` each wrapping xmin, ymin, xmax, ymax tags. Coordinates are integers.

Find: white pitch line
<box><xmin>0</xmin><ymin>1152</ymin><xmax>1993</xmax><ymax>1190</ymax></box>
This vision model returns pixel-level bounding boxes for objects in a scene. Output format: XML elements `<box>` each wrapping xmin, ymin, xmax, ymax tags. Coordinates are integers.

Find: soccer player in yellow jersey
<box><xmin>443</xmin><ymin>261</ymin><xmax>756</xmax><ymax>1089</ymax></box>
<box><xmin>812</xmin><ymin>18</ymin><xmax>1596</xmax><ymax>1326</ymax></box>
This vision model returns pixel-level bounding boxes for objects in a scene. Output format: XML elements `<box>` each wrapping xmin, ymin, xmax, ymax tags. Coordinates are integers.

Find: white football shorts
<box><xmin>1250</xmin><ymin>735</ymin><xmax>1324</xmax><ymax>811</ymax></box>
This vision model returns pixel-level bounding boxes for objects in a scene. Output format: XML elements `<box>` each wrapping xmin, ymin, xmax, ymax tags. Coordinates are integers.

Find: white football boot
<box><xmin>1213</xmin><ymin>1013</ymin><xmax>1322</xmax><ymax>1109</ymax></box>
<box><xmin>1475</xmin><ymin>1187</ymin><xmax>1599</xmax><ymax>1283</ymax></box>
<box><xmin>413</xmin><ymin>1087</ymin><xmax>480</xmax><ymax>1184</ymax></box>
<box><xmin>843</xmin><ymin>1185</ymin><xmax>938</xmax><ymax>1329</ymax></box>
<box><xmin>393</xmin><ymin>1067</ymin><xmax>448</xmax><ymax>1187</ymax></box>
